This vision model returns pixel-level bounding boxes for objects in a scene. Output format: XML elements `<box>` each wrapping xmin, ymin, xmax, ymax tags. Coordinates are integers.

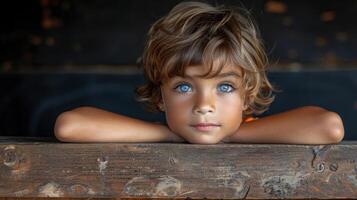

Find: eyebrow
<box><xmin>182</xmin><ymin>71</ymin><xmax>242</xmax><ymax>79</ymax></box>
<box><xmin>214</xmin><ymin>71</ymin><xmax>242</xmax><ymax>79</ymax></box>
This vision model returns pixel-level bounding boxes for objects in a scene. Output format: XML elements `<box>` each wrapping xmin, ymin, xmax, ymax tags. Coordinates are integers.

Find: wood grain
<box><xmin>0</xmin><ymin>137</ymin><xmax>356</xmax><ymax>199</ymax></box>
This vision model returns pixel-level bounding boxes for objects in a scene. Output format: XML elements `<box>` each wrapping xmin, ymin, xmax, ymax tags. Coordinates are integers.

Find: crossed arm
<box><xmin>54</xmin><ymin>106</ymin><xmax>344</xmax><ymax>144</ymax></box>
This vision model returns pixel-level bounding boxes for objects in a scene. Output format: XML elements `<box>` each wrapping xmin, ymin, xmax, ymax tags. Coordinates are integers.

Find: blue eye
<box><xmin>175</xmin><ymin>83</ymin><xmax>192</xmax><ymax>93</ymax></box>
<box><xmin>218</xmin><ymin>84</ymin><xmax>234</xmax><ymax>93</ymax></box>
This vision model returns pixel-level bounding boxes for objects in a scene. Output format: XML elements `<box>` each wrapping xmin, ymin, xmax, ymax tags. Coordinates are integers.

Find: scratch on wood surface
<box><xmin>168</xmin><ymin>150</ymin><xmax>178</xmax><ymax>166</ymax></box>
<box><xmin>97</xmin><ymin>155</ymin><xmax>109</xmax><ymax>195</ymax></box>
<box><xmin>311</xmin><ymin>145</ymin><xmax>332</xmax><ymax>172</ymax></box>
<box><xmin>239</xmin><ymin>171</ymin><xmax>251</xmax><ymax>178</ymax></box>
<box><xmin>38</xmin><ymin>182</ymin><xmax>64</xmax><ymax>197</ymax></box>
<box><xmin>124</xmin><ymin>145</ymin><xmax>149</xmax><ymax>153</ymax></box>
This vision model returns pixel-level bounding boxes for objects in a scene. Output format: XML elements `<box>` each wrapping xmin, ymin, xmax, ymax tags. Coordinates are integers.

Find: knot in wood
<box><xmin>329</xmin><ymin>163</ymin><xmax>338</xmax><ymax>171</ymax></box>
<box><xmin>315</xmin><ymin>162</ymin><xmax>325</xmax><ymax>173</ymax></box>
<box><xmin>3</xmin><ymin>145</ymin><xmax>17</xmax><ymax>167</ymax></box>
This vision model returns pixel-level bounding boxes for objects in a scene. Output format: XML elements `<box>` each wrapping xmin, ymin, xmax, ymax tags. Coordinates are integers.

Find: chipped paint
<box><xmin>324</xmin><ymin>172</ymin><xmax>334</xmax><ymax>182</ymax></box>
<box><xmin>70</xmin><ymin>184</ymin><xmax>88</xmax><ymax>194</ymax></box>
<box><xmin>176</xmin><ymin>164</ymin><xmax>252</xmax><ymax>198</ymax></box>
<box><xmin>239</xmin><ymin>171</ymin><xmax>251</xmax><ymax>178</ymax></box>
<box><xmin>13</xmin><ymin>189</ymin><xmax>30</xmax><ymax>197</ymax></box>
<box><xmin>38</xmin><ymin>182</ymin><xmax>64</xmax><ymax>197</ymax></box>
<box><xmin>155</xmin><ymin>176</ymin><xmax>182</xmax><ymax>196</ymax></box>
<box><xmin>4</xmin><ymin>145</ymin><xmax>16</xmax><ymax>151</ymax></box>
<box><xmin>209</xmin><ymin>166</ymin><xmax>251</xmax><ymax>197</ymax></box>
<box><xmin>97</xmin><ymin>157</ymin><xmax>108</xmax><ymax>175</ymax></box>
<box><xmin>143</xmin><ymin>166</ymin><xmax>155</xmax><ymax>173</ymax></box>
<box><xmin>122</xmin><ymin>176</ymin><xmax>156</xmax><ymax>196</ymax></box>
<box><xmin>88</xmin><ymin>188</ymin><xmax>96</xmax><ymax>195</ymax></box>
<box><xmin>261</xmin><ymin>172</ymin><xmax>309</xmax><ymax>198</ymax></box>
<box><xmin>346</xmin><ymin>175</ymin><xmax>357</xmax><ymax>188</ymax></box>
<box><xmin>122</xmin><ymin>175</ymin><xmax>182</xmax><ymax>197</ymax></box>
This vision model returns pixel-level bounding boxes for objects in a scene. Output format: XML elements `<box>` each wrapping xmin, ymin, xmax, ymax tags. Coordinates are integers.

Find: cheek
<box><xmin>164</xmin><ymin>96</ymin><xmax>192</xmax><ymax>129</ymax></box>
<box><xmin>217</xmin><ymin>95</ymin><xmax>244</xmax><ymax>125</ymax></box>
<box><xmin>218</xmin><ymin>94</ymin><xmax>244</xmax><ymax>113</ymax></box>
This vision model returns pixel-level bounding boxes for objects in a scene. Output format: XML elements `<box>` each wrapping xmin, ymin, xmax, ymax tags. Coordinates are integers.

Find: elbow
<box><xmin>54</xmin><ymin>111</ymin><xmax>77</xmax><ymax>142</ymax></box>
<box><xmin>322</xmin><ymin>111</ymin><xmax>345</xmax><ymax>143</ymax></box>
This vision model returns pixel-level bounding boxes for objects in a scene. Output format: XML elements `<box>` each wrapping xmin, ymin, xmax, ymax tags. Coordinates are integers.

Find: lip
<box><xmin>190</xmin><ymin>123</ymin><xmax>221</xmax><ymax>132</ymax></box>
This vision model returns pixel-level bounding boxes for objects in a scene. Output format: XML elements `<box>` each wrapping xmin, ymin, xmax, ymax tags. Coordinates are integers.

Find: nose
<box><xmin>193</xmin><ymin>91</ymin><xmax>215</xmax><ymax>115</ymax></box>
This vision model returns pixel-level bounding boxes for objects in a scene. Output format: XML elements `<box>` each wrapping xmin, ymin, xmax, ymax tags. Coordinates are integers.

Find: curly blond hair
<box><xmin>135</xmin><ymin>1</ymin><xmax>276</xmax><ymax>117</ymax></box>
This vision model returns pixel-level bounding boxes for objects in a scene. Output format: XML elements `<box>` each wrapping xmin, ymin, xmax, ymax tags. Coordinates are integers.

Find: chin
<box><xmin>173</xmin><ymin>127</ymin><xmax>223</xmax><ymax>144</ymax></box>
<box><xmin>192</xmin><ymin>140</ymin><xmax>220</xmax><ymax>145</ymax></box>
<box><xmin>186</xmin><ymin>136</ymin><xmax>221</xmax><ymax>145</ymax></box>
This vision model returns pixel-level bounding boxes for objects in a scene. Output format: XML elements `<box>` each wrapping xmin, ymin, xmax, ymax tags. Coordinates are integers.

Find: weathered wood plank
<box><xmin>0</xmin><ymin>136</ymin><xmax>357</xmax><ymax>199</ymax></box>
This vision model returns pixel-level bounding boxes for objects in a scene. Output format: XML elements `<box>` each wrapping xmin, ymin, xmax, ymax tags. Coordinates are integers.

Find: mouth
<box><xmin>190</xmin><ymin>123</ymin><xmax>221</xmax><ymax>132</ymax></box>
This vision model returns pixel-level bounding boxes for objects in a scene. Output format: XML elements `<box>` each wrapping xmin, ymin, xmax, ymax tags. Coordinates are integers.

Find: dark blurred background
<box><xmin>1</xmin><ymin>0</ymin><xmax>356</xmax><ymax>140</ymax></box>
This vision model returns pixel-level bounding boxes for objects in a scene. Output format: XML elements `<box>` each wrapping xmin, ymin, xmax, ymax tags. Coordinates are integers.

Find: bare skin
<box><xmin>54</xmin><ymin>63</ymin><xmax>345</xmax><ymax>145</ymax></box>
<box><xmin>54</xmin><ymin>105</ymin><xmax>344</xmax><ymax>144</ymax></box>
<box><xmin>158</xmin><ymin>65</ymin><xmax>246</xmax><ymax>144</ymax></box>
<box><xmin>54</xmin><ymin>63</ymin><xmax>344</xmax><ymax>144</ymax></box>
<box><xmin>223</xmin><ymin>106</ymin><xmax>344</xmax><ymax>144</ymax></box>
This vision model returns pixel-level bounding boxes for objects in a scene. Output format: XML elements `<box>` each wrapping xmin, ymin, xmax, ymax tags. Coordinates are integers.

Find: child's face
<box><xmin>160</xmin><ymin>64</ymin><xmax>245</xmax><ymax>144</ymax></box>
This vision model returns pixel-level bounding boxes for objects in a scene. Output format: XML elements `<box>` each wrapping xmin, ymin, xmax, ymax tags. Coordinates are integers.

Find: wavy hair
<box><xmin>135</xmin><ymin>1</ymin><xmax>276</xmax><ymax>117</ymax></box>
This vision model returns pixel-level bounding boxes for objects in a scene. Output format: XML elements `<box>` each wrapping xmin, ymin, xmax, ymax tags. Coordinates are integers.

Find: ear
<box><xmin>242</xmin><ymin>94</ymin><xmax>249</xmax><ymax>111</ymax></box>
<box><xmin>242</xmin><ymin>103</ymin><xmax>249</xmax><ymax>111</ymax></box>
<box><xmin>158</xmin><ymin>87</ymin><xmax>166</xmax><ymax>112</ymax></box>
<box><xmin>158</xmin><ymin>102</ymin><xmax>166</xmax><ymax>112</ymax></box>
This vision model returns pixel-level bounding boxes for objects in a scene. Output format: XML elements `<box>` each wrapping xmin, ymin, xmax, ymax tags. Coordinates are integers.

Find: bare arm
<box><xmin>54</xmin><ymin>106</ymin><xmax>185</xmax><ymax>143</ymax></box>
<box><xmin>224</xmin><ymin>106</ymin><xmax>345</xmax><ymax>144</ymax></box>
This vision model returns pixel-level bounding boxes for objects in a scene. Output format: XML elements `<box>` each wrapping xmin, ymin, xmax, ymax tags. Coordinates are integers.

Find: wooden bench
<box><xmin>1</xmin><ymin>136</ymin><xmax>356</xmax><ymax>199</ymax></box>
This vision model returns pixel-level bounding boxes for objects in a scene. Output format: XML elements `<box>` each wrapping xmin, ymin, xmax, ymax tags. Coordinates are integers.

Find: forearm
<box><xmin>227</xmin><ymin>106</ymin><xmax>344</xmax><ymax>144</ymax></box>
<box><xmin>54</xmin><ymin>106</ymin><xmax>185</xmax><ymax>143</ymax></box>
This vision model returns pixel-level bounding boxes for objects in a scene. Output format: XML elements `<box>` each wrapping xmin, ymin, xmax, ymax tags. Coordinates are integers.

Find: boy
<box><xmin>54</xmin><ymin>1</ymin><xmax>344</xmax><ymax>144</ymax></box>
